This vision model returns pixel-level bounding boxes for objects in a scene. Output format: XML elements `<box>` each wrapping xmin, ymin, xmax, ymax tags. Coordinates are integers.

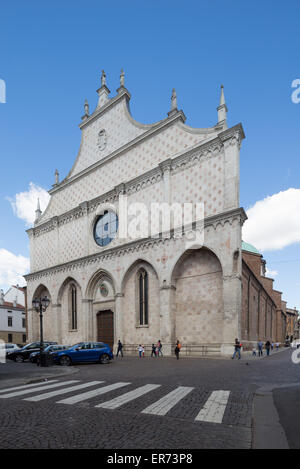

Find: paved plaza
<box><xmin>0</xmin><ymin>348</ymin><xmax>298</xmax><ymax>449</ymax></box>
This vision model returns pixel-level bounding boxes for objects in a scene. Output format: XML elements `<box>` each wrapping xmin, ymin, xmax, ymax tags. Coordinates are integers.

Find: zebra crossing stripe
<box><xmin>0</xmin><ymin>380</ymin><xmax>80</xmax><ymax>399</ymax></box>
<box><xmin>95</xmin><ymin>384</ymin><xmax>161</xmax><ymax>409</ymax></box>
<box><xmin>141</xmin><ymin>386</ymin><xmax>194</xmax><ymax>416</ymax></box>
<box><xmin>57</xmin><ymin>382</ymin><xmax>131</xmax><ymax>405</ymax></box>
<box><xmin>195</xmin><ymin>390</ymin><xmax>230</xmax><ymax>423</ymax></box>
<box><xmin>0</xmin><ymin>380</ymin><xmax>58</xmax><ymax>394</ymax></box>
<box><xmin>23</xmin><ymin>381</ymin><xmax>104</xmax><ymax>402</ymax></box>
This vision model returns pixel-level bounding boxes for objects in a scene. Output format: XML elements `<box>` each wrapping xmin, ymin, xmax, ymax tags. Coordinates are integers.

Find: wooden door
<box><xmin>97</xmin><ymin>310</ymin><xmax>114</xmax><ymax>350</ymax></box>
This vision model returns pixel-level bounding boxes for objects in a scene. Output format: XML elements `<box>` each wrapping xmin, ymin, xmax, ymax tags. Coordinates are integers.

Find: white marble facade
<box><xmin>25</xmin><ymin>72</ymin><xmax>246</xmax><ymax>356</ymax></box>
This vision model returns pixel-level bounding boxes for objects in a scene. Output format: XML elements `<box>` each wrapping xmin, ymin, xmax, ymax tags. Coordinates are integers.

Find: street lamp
<box><xmin>32</xmin><ymin>296</ymin><xmax>50</xmax><ymax>367</ymax></box>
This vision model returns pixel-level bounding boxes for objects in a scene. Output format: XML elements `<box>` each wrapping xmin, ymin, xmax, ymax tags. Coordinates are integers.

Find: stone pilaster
<box><xmin>221</xmin><ymin>274</ymin><xmax>242</xmax><ymax>355</ymax></box>
<box><xmin>82</xmin><ymin>299</ymin><xmax>93</xmax><ymax>341</ymax></box>
<box><xmin>114</xmin><ymin>293</ymin><xmax>124</xmax><ymax>350</ymax></box>
<box><xmin>50</xmin><ymin>303</ymin><xmax>61</xmax><ymax>343</ymax></box>
<box><xmin>159</xmin><ymin>283</ymin><xmax>176</xmax><ymax>355</ymax></box>
<box><xmin>221</xmin><ymin>131</ymin><xmax>242</xmax><ymax>211</ymax></box>
<box><xmin>159</xmin><ymin>159</ymin><xmax>172</xmax><ymax>205</ymax></box>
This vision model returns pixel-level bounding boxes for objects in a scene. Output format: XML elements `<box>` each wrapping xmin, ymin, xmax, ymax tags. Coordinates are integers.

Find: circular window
<box><xmin>100</xmin><ymin>283</ymin><xmax>109</xmax><ymax>297</ymax></box>
<box><xmin>94</xmin><ymin>211</ymin><xmax>118</xmax><ymax>247</ymax></box>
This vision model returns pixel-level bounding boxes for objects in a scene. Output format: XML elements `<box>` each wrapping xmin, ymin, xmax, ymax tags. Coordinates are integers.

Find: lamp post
<box><xmin>32</xmin><ymin>296</ymin><xmax>50</xmax><ymax>367</ymax></box>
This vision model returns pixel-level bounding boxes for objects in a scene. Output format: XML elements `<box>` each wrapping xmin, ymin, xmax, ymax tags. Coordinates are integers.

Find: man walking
<box><xmin>151</xmin><ymin>344</ymin><xmax>157</xmax><ymax>357</ymax></box>
<box><xmin>116</xmin><ymin>340</ymin><xmax>123</xmax><ymax>357</ymax></box>
<box><xmin>175</xmin><ymin>340</ymin><xmax>181</xmax><ymax>360</ymax></box>
<box><xmin>258</xmin><ymin>340</ymin><xmax>263</xmax><ymax>357</ymax></box>
<box><xmin>231</xmin><ymin>338</ymin><xmax>241</xmax><ymax>360</ymax></box>
<box><xmin>265</xmin><ymin>340</ymin><xmax>271</xmax><ymax>356</ymax></box>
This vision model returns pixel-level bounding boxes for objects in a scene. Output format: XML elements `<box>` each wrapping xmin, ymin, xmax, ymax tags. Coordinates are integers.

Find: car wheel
<box><xmin>60</xmin><ymin>355</ymin><xmax>71</xmax><ymax>366</ymax></box>
<box><xmin>100</xmin><ymin>353</ymin><xmax>110</xmax><ymax>364</ymax></box>
<box><xmin>15</xmin><ymin>354</ymin><xmax>24</xmax><ymax>363</ymax></box>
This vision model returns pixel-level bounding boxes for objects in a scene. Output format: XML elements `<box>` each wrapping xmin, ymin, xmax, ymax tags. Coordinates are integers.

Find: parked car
<box><xmin>0</xmin><ymin>343</ymin><xmax>21</xmax><ymax>362</ymax></box>
<box><xmin>0</xmin><ymin>343</ymin><xmax>21</xmax><ymax>357</ymax></box>
<box><xmin>7</xmin><ymin>341</ymin><xmax>57</xmax><ymax>362</ymax></box>
<box><xmin>29</xmin><ymin>344</ymin><xmax>71</xmax><ymax>363</ymax></box>
<box><xmin>53</xmin><ymin>341</ymin><xmax>113</xmax><ymax>366</ymax></box>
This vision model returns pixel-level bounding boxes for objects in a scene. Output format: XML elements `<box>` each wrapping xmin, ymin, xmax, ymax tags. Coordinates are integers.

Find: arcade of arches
<box><xmin>29</xmin><ymin>248</ymin><xmax>227</xmax><ymax>356</ymax></box>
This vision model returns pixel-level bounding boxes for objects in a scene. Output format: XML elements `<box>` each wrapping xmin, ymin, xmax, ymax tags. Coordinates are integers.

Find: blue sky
<box><xmin>0</xmin><ymin>0</ymin><xmax>299</xmax><ymax>309</ymax></box>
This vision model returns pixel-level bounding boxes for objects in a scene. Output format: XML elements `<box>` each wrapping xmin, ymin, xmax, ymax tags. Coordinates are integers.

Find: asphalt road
<box><xmin>0</xmin><ymin>349</ymin><xmax>298</xmax><ymax>449</ymax></box>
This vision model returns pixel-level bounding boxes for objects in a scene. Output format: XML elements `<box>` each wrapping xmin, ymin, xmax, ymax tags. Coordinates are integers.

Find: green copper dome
<box><xmin>242</xmin><ymin>241</ymin><xmax>261</xmax><ymax>255</ymax></box>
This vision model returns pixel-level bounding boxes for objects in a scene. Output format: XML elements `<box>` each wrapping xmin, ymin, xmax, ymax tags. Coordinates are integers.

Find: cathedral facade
<box><xmin>25</xmin><ymin>71</ymin><xmax>246</xmax><ymax>356</ymax></box>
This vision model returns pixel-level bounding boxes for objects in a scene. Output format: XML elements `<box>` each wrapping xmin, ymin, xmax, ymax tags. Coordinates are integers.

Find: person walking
<box><xmin>157</xmin><ymin>340</ymin><xmax>163</xmax><ymax>357</ymax></box>
<box><xmin>265</xmin><ymin>340</ymin><xmax>271</xmax><ymax>356</ymax></box>
<box><xmin>116</xmin><ymin>340</ymin><xmax>123</xmax><ymax>357</ymax></box>
<box><xmin>231</xmin><ymin>338</ymin><xmax>241</xmax><ymax>359</ymax></box>
<box><xmin>138</xmin><ymin>345</ymin><xmax>144</xmax><ymax>358</ymax></box>
<box><xmin>258</xmin><ymin>340</ymin><xmax>263</xmax><ymax>357</ymax></box>
<box><xmin>275</xmin><ymin>342</ymin><xmax>280</xmax><ymax>351</ymax></box>
<box><xmin>252</xmin><ymin>347</ymin><xmax>257</xmax><ymax>357</ymax></box>
<box><xmin>151</xmin><ymin>344</ymin><xmax>157</xmax><ymax>357</ymax></box>
<box><xmin>175</xmin><ymin>340</ymin><xmax>181</xmax><ymax>360</ymax></box>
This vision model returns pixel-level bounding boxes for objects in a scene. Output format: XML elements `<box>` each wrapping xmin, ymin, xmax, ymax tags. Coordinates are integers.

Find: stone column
<box><xmin>51</xmin><ymin>303</ymin><xmax>62</xmax><ymax>343</ymax></box>
<box><xmin>159</xmin><ymin>159</ymin><xmax>172</xmax><ymax>205</ymax></box>
<box><xmin>82</xmin><ymin>299</ymin><xmax>93</xmax><ymax>341</ymax></box>
<box><xmin>159</xmin><ymin>283</ymin><xmax>176</xmax><ymax>356</ymax></box>
<box><xmin>221</xmin><ymin>274</ymin><xmax>242</xmax><ymax>355</ymax></box>
<box><xmin>221</xmin><ymin>132</ymin><xmax>242</xmax><ymax>211</ymax></box>
<box><xmin>114</xmin><ymin>293</ymin><xmax>124</xmax><ymax>350</ymax></box>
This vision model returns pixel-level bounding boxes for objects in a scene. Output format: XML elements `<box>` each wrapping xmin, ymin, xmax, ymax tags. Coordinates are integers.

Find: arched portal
<box><xmin>97</xmin><ymin>310</ymin><xmax>114</xmax><ymax>349</ymax></box>
<box><xmin>171</xmin><ymin>248</ymin><xmax>223</xmax><ymax>347</ymax></box>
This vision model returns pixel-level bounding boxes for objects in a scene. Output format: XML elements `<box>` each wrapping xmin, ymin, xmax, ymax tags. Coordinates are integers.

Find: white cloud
<box><xmin>265</xmin><ymin>268</ymin><xmax>278</xmax><ymax>277</ymax></box>
<box><xmin>7</xmin><ymin>182</ymin><xmax>50</xmax><ymax>226</ymax></box>
<box><xmin>243</xmin><ymin>188</ymin><xmax>300</xmax><ymax>251</ymax></box>
<box><xmin>0</xmin><ymin>249</ymin><xmax>29</xmax><ymax>292</ymax></box>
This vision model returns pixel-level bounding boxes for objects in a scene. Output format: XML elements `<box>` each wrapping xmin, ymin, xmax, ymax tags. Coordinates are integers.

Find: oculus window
<box><xmin>94</xmin><ymin>211</ymin><xmax>118</xmax><ymax>247</ymax></box>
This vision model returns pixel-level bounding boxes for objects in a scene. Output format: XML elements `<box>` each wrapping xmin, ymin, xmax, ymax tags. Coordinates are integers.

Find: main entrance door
<box><xmin>97</xmin><ymin>310</ymin><xmax>114</xmax><ymax>350</ymax></box>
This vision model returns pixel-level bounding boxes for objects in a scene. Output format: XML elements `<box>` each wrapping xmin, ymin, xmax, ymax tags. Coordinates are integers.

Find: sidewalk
<box><xmin>239</xmin><ymin>346</ymin><xmax>289</xmax><ymax>361</ymax></box>
<box><xmin>0</xmin><ymin>362</ymin><xmax>80</xmax><ymax>389</ymax></box>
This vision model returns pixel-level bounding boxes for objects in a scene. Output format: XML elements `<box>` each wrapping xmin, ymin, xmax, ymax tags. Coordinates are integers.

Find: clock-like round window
<box><xmin>98</xmin><ymin>129</ymin><xmax>107</xmax><ymax>151</ymax></box>
<box><xmin>94</xmin><ymin>211</ymin><xmax>118</xmax><ymax>247</ymax></box>
<box><xmin>100</xmin><ymin>283</ymin><xmax>109</xmax><ymax>297</ymax></box>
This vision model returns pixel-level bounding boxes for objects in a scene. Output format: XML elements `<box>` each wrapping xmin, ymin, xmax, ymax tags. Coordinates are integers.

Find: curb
<box><xmin>252</xmin><ymin>379</ymin><xmax>300</xmax><ymax>449</ymax></box>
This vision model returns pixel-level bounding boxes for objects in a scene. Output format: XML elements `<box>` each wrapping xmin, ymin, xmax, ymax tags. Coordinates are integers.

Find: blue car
<box><xmin>53</xmin><ymin>341</ymin><xmax>114</xmax><ymax>366</ymax></box>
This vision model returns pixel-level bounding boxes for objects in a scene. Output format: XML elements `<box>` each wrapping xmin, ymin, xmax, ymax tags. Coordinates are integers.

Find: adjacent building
<box><xmin>0</xmin><ymin>289</ymin><xmax>26</xmax><ymax>345</ymax></box>
<box><xmin>241</xmin><ymin>242</ymin><xmax>287</xmax><ymax>349</ymax></box>
<box><xmin>286</xmin><ymin>307</ymin><xmax>299</xmax><ymax>341</ymax></box>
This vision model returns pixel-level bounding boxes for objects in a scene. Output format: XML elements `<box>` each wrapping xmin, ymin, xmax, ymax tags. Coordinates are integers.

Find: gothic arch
<box><xmin>85</xmin><ymin>268</ymin><xmax>116</xmax><ymax>300</ymax></box>
<box><xmin>31</xmin><ymin>284</ymin><xmax>52</xmax><ymax>305</ymax></box>
<box><xmin>30</xmin><ymin>284</ymin><xmax>52</xmax><ymax>342</ymax></box>
<box><xmin>120</xmin><ymin>258</ymin><xmax>159</xmax><ymax>295</ymax></box>
<box><xmin>57</xmin><ymin>276</ymin><xmax>82</xmax><ymax>305</ymax></box>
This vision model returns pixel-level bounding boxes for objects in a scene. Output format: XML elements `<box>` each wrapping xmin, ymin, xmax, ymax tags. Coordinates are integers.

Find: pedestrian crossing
<box><xmin>0</xmin><ymin>379</ymin><xmax>233</xmax><ymax>425</ymax></box>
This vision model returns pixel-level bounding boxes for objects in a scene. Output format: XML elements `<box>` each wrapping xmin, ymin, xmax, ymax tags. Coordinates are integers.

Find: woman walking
<box><xmin>157</xmin><ymin>340</ymin><xmax>163</xmax><ymax>357</ymax></box>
